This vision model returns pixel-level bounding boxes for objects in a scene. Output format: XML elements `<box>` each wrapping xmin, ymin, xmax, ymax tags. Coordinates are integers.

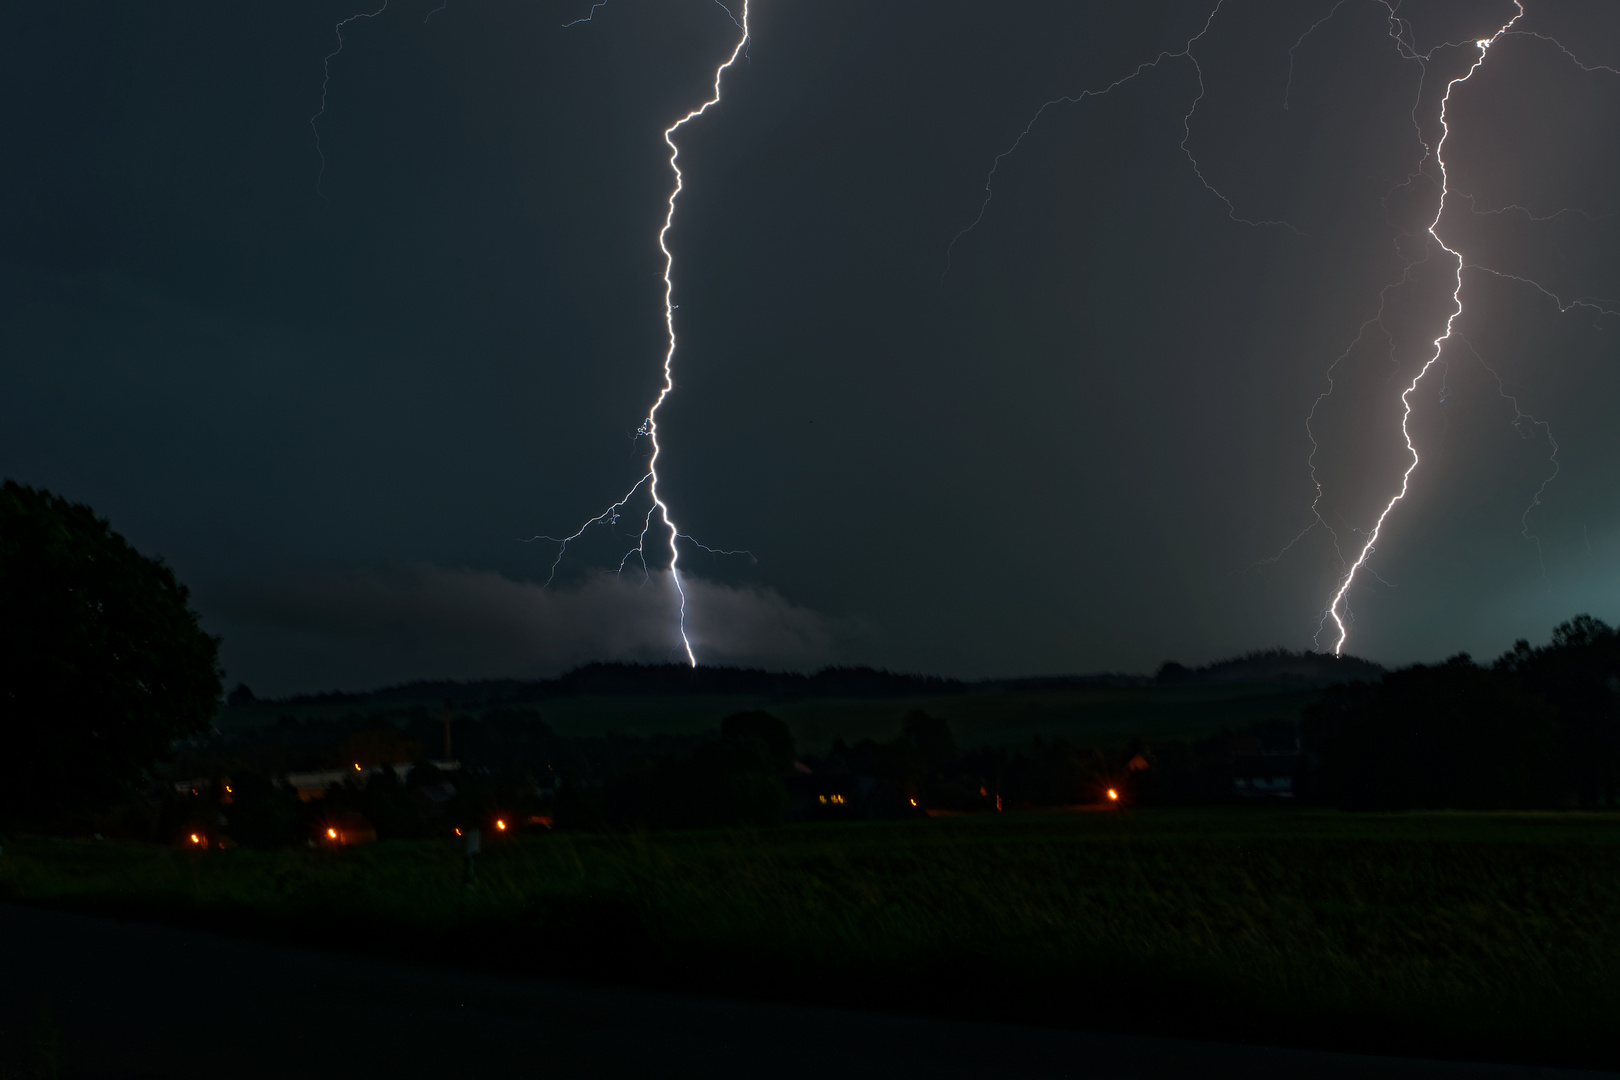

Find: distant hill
<box><xmin>279</xmin><ymin>663</ymin><xmax>976</xmax><ymax>708</ymax></box>
<box><xmin>257</xmin><ymin>651</ymin><xmax>1376</xmax><ymax>711</ymax></box>
<box><xmin>1154</xmin><ymin>649</ymin><xmax>1382</xmax><ymax>688</ymax></box>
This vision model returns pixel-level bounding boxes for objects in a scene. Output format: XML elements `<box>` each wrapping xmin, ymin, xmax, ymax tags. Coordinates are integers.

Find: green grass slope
<box><xmin>4</xmin><ymin>809</ymin><xmax>1616</xmax><ymax>1068</ymax></box>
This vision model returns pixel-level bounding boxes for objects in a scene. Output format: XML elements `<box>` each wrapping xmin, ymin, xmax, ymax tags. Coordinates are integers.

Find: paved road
<box><xmin>1</xmin><ymin>903</ymin><xmax>1611</xmax><ymax>1080</ymax></box>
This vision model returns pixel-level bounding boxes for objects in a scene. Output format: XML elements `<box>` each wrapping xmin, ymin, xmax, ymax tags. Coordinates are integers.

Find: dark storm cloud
<box><xmin>208</xmin><ymin>565</ymin><xmax>865</xmax><ymax>695</ymax></box>
<box><xmin>3</xmin><ymin>0</ymin><xmax>1619</xmax><ymax>691</ymax></box>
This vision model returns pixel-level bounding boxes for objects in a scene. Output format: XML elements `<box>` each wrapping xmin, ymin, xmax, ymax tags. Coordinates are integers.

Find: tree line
<box><xmin>4</xmin><ymin>479</ymin><xmax>1617</xmax><ymax>847</ymax></box>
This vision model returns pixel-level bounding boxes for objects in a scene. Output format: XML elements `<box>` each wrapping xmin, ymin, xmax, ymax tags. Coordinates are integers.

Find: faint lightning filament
<box><xmin>310</xmin><ymin>2</ymin><xmax>390</xmax><ymax>201</ymax></box>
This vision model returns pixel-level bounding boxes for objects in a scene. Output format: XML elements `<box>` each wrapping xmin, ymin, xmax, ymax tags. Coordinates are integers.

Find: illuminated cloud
<box><xmin>208</xmin><ymin>564</ymin><xmax>865</xmax><ymax>696</ymax></box>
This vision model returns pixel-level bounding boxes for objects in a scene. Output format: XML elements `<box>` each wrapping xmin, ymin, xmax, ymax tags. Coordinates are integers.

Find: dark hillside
<box><xmin>1156</xmin><ymin>649</ymin><xmax>1382</xmax><ymax>688</ymax></box>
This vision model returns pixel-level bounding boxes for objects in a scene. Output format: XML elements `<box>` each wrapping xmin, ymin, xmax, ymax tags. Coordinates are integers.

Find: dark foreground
<box><xmin>1</xmin><ymin>903</ymin><xmax>1613</xmax><ymax>1080</ymax></box>
<box><xmin>4</xmin><ymin>812</ymin><xmax>1618</xmax><ymax>1068</ymax></box>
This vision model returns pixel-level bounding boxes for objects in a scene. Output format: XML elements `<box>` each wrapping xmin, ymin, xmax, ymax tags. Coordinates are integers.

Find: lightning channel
<box><xmin>1284</xmin><ymin>0</ymin><xmax>1349</xmax><ymax>110</ymax></box>
<box><xmin>310</xmin><ymin>1</ymin><xmax>390</xmax><ymax>202</ymax></box>
<box><xmin>1457</xmin><ymin>334</ymin><xmax>1560</xmax><ymax>578</ymax></box>
<box><xmin>562</xmin><ymin>1</ymin><xmax>610</xmax><ymax>28</ymax></box>
<box><xmin>1320</xmin><ymin>5</ymin><xmax>1526</xmax><ymax>655</ymax></box>
<box><xmin>1505</xmin><ymin>30</ymin><xmax>1620</xmax><ymax>76</ymax></box>
<box><xmin>943</xmin><ymin>0</ymin><xmax>1296</xmax><ymax>281</ymax></box>
<box><xmin>1466</xmin><ymin>262</ymin><xmax>1620</xmax><ymax>320</ymax></box>
<box><xmin>539</xmin><ymin>1</ymin><xmax>751</xmax><ymax>666</ymax></box>
<box><xmin>1462</xmin><ymin>194</ymin><xmax>1607</xmax><ymax>224</ymax></box>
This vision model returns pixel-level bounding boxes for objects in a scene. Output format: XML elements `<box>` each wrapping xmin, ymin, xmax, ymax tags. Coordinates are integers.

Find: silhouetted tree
<box><xmin>359</xmin><ymin>760</ymin><xmax>428</xmax><ymax>839</ymax></box>
<box><xmin>900</xmin><ymin>711</ymin><xmax>955</xmax><ymax>770</ymax></box>
<box><xmin>224</xmin><ymin>769</ymin><xmax>299</xmax><ymax>849</ymax></box>
<box><xmin>335</xmin><ymin>727</ymin><xmax>422</xmax><ymax>770</ymax></box>
<box><xmin>1495</xmin><ymin>615</ymin><xmax>1620</xmax><ymax>807</ymax></box>
<box><xmin>678</xmin><ymin>735</ymin><xmax>790</xmax><ymax>826</ymax></box>
<box><xmin>720</xmin><ymin>711</ymin><xmax>796</xmax><ymax>773</ymax></box>
<box><xmin>0</xmin><ymin>481</ymin><xmax>221</xmax><ymax>829</ymax></box>
<box><xmin>1304</xmin><ymin>655</ymin><xmax>1565</xmax><ymax>809</ymax></box>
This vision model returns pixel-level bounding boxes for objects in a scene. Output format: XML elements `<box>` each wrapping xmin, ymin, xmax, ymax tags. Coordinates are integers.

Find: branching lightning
<box><xmin>303</xmin><ymin>0</ymin><xmax>1616</xmax><ymax>665</ymax></box>
<box><xmin>534</xmin><ymin>1</ymin><xmax>752</xmax><ymax>666</ymax></box>
<box><xmin>1285</xmin><ymin>0</ymin><xmax>1348</xmax><ymax>110</ymax></box>
<box><xmin>943</xmin><ymin>0</ymin><xmax>1296</xmax><ymax>281</ymax></box>
<box><xmin>1458</xmin><ymin>334</ymin><xmax>1560</xmax><ymax>578</ymax></box>
<box><xmin>1311</xmin><ymin>1</ymin><xmax>1620</xmax><ymax>652</ymax></box>
<box><xmin>1462</xmin><ymin>194</ymin><xmax>1608</xmax><ymax>225</ymax></box>
<box><xmin>1318</xmin><ymin>6</ymin><xmax>1524</xmax><ymax>654</ymax></box>
<box><xmin>1505</xmin><ymin>30</ymin><xmax>1620</xmax><ymax>77</ymax></box>
<box><xmin>562</xmin><ymin>1</ymin><xmax>610</xmax><ymax>29</ymax></box>
<box><xmin>310</xmin><ymin>2</ymin><xmax>390</xmax><ymax>201</ymax></box>
<box><xmin>949</xmin><ymin>0</ymin><xmax>1615</xmax><ymax>655</ymax></box>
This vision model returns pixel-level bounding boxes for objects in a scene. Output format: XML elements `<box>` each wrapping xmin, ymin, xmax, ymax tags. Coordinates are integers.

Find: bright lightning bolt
<box><xmin>1319</xmin><ymin>7</ymin><xmax>1527</xmax><ymax>655</ymax></box>
<box><xmin>537</xmin><ymin>2</ymin><xmax>751</xmax><ymax>667</ymax></box>
<box><xmin>310</xmin><ymin>2</ymin><xmax>390</xmax><ymax>202</ymax></box>
<box><xmin>1299</xmin><ymin>3</ymin><xmax>1620</xmax><ymax>652</ymax></box>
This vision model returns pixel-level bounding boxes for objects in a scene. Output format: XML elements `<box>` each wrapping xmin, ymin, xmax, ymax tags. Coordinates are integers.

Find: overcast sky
<box><xmin>4</xmin><ymin>0</ymin><xmax>1619</xmax><ymax>693</ymax></box>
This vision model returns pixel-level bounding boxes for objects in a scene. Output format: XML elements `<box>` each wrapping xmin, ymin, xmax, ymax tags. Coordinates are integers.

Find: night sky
<box><xmin>4</xmin><ymin>0</ymin><xmax>1619</xmax><ymax>693</ymax></box>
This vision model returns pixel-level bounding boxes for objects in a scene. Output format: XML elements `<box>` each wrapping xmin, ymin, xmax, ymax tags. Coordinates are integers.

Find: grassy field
<box><xmin>4</xmin><ymin>809</ymin><xmax>1616</xmax><ymax>1068</ymax></box>
<box><xmin>220</xmin><ymin>682</ymin><xmax>1320</xmax><ymax>752</ymax></box>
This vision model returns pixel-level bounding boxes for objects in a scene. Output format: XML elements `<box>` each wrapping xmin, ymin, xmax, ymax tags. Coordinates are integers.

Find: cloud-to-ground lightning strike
<box><xmin>1307</xmin><ymin>1</ymin><xmax>1620</xmax><ymax>653</ymax></box>
<box><xmin>310</xmin><ymin>2</ymin><xmax>390</xmax><ymax>201</ymax></box>
<box><xmin>535</xmin><ymin>2</ymin><xmax>751</xmax><ymax>666</ymax></box>
<box><xmin>943</xmin><ymin>0</ymin><xmax>1295</xmax><ymax>281</ymax></box>
<box><xmin>952</xmin><ymin>0</ymin><xmax>1614</xmax><ymax>654</ymax></box>
<box><xmin>1318</xmin><ymin>6</ymin><xmax>1527</xmax><ymax>655</ymax></box>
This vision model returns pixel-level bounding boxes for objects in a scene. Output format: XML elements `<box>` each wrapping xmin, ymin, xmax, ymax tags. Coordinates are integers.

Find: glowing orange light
<box><xmin>909</xmin><ymin>798</ymin><xmax>918</xmax><ymax>807</ymax></box>
<box><xmin>353</xmin><ymin>763</ymin><xmax>361</xmax><ymax>771</ymax></box>
<box><xmin>454</xmin><ymin>828</ymin><xmax>463</xmax><ymax>836</ymax></box>
<box><xmin>326</xmin><ymin>827</ymin><xmax>338</xmax><ymax>839</ymax></box>
<box><xmin>189</xmin><ymin>833</ymin><xmax>200</xmax><ymax>844</ymax></box>
<box><xmin>495</xmin><ymin>819</ymin><xmax>507</xmax><ymax>831</ymax></box>
<box><xmin>224</xmin><ymin>785</ymin><xmax>232</xmax><ymax>794</ymax></box>
<box><xmin>1106</xmin><ymin>788</ymin><xmax>1119</xmax><ymax>802</ymax></box>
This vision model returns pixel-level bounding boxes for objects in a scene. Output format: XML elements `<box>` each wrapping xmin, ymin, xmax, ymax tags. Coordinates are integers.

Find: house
<box><xmin>321</xmin><ymin>812</ymin><xmax>377</xmax><ymax>846</ymax></box>
<box><xmin>283</xmin><ymin>761</ymin><xmax>461</xmax><ymax>801</ymax></box>
<box><xmin>1232</xmin><ymin>751</ymin><xmax>1304</xmax><ymax>798</ymax></box>
<box><xmin>410</xmin><ymin>781</ymin><xmax>458</xmax><ymax>819</ymax></box>
<box><xmin>787</xmin><ymin>771</ymin><xmax>911</xmax><ymax>821</ymax></box>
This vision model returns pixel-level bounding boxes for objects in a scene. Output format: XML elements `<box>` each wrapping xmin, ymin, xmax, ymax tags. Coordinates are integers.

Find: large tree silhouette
<box><xmin>1496</xmin><ymin>615</ymin><xmax>1620</xmax><ymax>808</ymax></box>
<box><xmin>0</xmin><ymin>481</ymin><xmax>221</xmax><ymax>827</ymax></box>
